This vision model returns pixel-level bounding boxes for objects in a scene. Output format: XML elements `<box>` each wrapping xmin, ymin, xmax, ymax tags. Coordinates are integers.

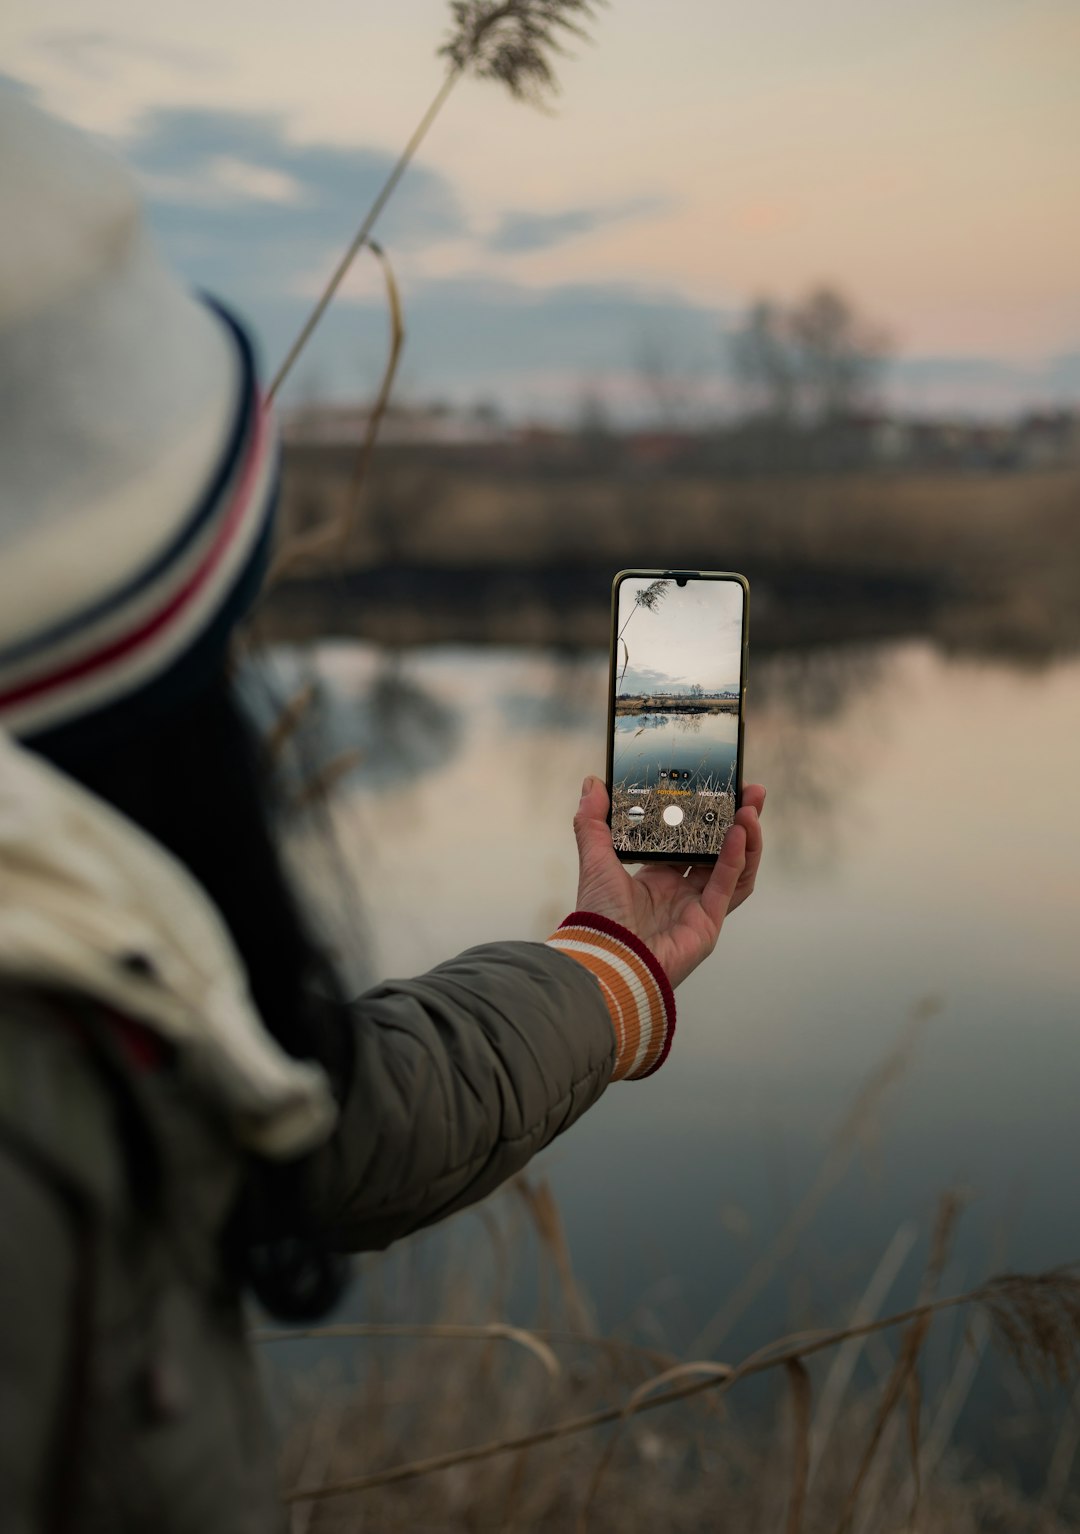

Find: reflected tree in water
<box><xmin>674</xmin><ymin>713</ymin><xmax>703</xmax><ymax>735</ymax></box>
<box><xmin>748</xmin><ymin>646</ymin><xmax>888</xmax><ymax>872</ymax></box>
<box><xmin>498</xmin><ymin>646</ymin><xmax>605</xmax><ymax>734</ymax></box>
<box><xmin>752</xmin><ymin>646</ymin><xmax>884</xmax><ymax>721</ymax></box>
<box><xmin>244</xmin><ymin>648</ymin><xmax>463</xmax><ymax>801</ymax></box>
<box><xmin>360</xmin><ymin>656</ymin><xmax>463</xmax><ymax>789</ymax></box>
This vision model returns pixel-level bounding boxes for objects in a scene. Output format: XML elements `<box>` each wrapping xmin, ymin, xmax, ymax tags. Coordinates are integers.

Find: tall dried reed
<box><xmin>268</xmin><ymin>1</ymin><xmax>606</xmax><ymax>399</ymax></box>
<box><xmin>260</xmin><ymin>1005</ymin><xmax>1080</xmax><ymax>1532</ymax></box>
<box><xmin>267</xmin><ymin>1207</ymin><xmax>1080</xmax><ymax>1529</ymax></box>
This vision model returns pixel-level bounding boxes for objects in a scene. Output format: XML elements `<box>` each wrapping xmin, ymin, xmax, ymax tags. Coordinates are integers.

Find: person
<box><xmin>0</xmin><ymin>87</ymin><xmax>765</xmax><ymax>1533</ymax></box>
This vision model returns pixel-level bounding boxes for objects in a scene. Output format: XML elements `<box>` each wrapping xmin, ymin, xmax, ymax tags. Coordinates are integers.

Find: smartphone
<box><xmin>606</xmin><ymin>569</ymin><xmax>749</xmax><ymax>863</ymax></box>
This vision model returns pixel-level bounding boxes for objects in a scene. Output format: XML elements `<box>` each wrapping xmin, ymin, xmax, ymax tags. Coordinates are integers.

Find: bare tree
<box><xmin>635</xmin><ymin>334</ymin><xmax>700</xmax><ymax>429</ymax></box>
<box><xmin>730</xmin><ymin>299</ymin><xmax>798</xmax><ymax>426</ymax></box>
<box><xmin>731</xmin><ymin>286</ymin><xmax>890</xmax><ymax>429</ymax></box>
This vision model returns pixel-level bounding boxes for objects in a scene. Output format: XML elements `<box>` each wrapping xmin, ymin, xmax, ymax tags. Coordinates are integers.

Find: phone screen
<box><xmin>608</xmin><ymin>572</ymin><xmax>746</xmax><ymax>860</ymax></box>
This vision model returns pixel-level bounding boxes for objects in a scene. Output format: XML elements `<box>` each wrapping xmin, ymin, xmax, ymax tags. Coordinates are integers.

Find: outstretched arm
<box><xmin>298</xmin><ymin>940</ymin><xmax>617</xmax><ymax>1251</ymax></box>
<box><xmin>288</xmin><ymin>779</ymin><xmax>765</xmax><ymax>1252</ymax></box>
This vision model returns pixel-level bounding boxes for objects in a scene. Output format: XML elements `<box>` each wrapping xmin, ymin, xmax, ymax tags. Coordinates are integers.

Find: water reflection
<box><xmin>262</xmin><ymin>640</ymin><xmax>1080</xmax><ymax>1210</ymax></box>
<box><xmin>366</xmin><ymin>659</ymin><xmax>461</xmax><ymax>786</ymax></box>
<box><xmin>265</xmin><ymin>637</ymin><xmax>1080</xmax><ymax>1478</ymax></box>
<box><xmin>497</xmin><ymin>647</ymin><xmax>605</xmax><ymax>734</ymax></box>
<box><xmin>245</xmin><ymin>646</ymin><xmax>463</xmax><ymax>799</ymax></box>
<box><xmin>752</xmin><ymin>645</ymin><xmax>885</xmax><ymax>719</ymax></box>
<box><xmin>744</xmin><ymin>647</ymin><xmax>893</xmax><ymax>872</ymax></box>
<box><xmin>613</xmin><ymin>710</ymin><xmax>738</xmax><ymax>795</ymax></box>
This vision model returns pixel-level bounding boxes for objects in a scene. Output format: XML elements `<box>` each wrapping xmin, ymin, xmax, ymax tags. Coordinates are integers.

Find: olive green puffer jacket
<box><xmin>0</xmin><ymin>945</ymin><xmax>615</xmax><ymax>1534</ymax></box>
<box><xmin>0</xmin><ymin>733</ymin><xmax>617</xmax><ymax>1533</ymax></box>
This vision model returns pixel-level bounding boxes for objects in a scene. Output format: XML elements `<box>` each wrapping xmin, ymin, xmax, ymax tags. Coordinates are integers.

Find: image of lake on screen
<box><xmin>614</xmin><ymin>577</ymin><xmax>742</xmax><ymax>789</ymax></box>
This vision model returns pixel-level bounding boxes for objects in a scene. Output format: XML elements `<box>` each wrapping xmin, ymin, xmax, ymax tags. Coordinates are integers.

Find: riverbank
<box><xmin>267</xmin><ymin>1176</ymin><xmax>1080</xmax><ymax>1533</ymax></box>
<box><xmin>258</xmin><ymin>458</ymin><xmax>1080</xmax><ymax>662</ymax></box>
<box><xmin>615</xmin><ymin>697</ymin><xmax>739</xmax><ymax>715</ymax></box>
<box><xmin>271</xmin><ymin>642</ymin><xmax>1080</xmax><ymax>1522</ymax></box>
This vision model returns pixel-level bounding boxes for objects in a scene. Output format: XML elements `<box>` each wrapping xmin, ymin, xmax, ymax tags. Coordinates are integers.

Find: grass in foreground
<box><xmin>266</xmin><ymin>1183</ymin><xmax>1080</xmax><ymax>1533</ymax></box>
<box><xmin>262</xmin><ymin>1000</ymin><xmax>1080</xmax><ymax>1532</ymax></box>
<box><xmin>612</xmin><ymin>778</ymin><xmax>735</xmax><ymax>858</ymax></box>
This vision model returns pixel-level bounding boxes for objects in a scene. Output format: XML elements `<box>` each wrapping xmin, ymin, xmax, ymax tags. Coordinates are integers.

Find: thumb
<box><xmin>700</xmin><ymin>820</ymin><xmax>748</xmax><ymax>929</ymax></box>
<box><xmin>573</xmin><ymin>775</ymin><xmax>617</xmax><ymax>868</ymax></box>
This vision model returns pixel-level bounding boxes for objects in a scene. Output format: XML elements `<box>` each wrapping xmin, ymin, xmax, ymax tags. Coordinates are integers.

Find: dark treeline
<box><xmin>261</xmin><ymin>446</ymin><xmax>1080</xmax><ymax>665</ymax></box>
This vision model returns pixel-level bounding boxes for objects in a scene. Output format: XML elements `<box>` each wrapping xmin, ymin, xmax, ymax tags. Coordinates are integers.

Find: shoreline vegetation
<box><xmin>263</xmin><ymin>448</ymin><xmax>1080</xmax><ymax>1517</ymax></box>
<box><xmin>611</xmin><ymin>781</ymin><xmax>735</xmax><ymax>856</ymax></box>
<box><xmin>268</xmin><ymin>1133</ymin><xmax>1080</xmax><ymax>1531</ymax></box>
<box><xmin>260</xmin><ymin>457</ymin><xmax>1080</xmax><ymax>662</ymax></box>
<box><xmin>615</xmin><ymin>696</ymin><xmax>739</xmax><ymax>716</ymax></box>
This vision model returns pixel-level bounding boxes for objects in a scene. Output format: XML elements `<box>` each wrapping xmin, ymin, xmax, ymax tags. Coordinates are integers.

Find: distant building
<box><xmin>839</xmin><ymin>409</ymin><xmax>1080</xmax><ymax>473</ymax></box>
<box><xmin>280</xmin><ymin>399</ymin><xmax>1080</xmax><ymax>476</ymax></box>
<box><xmin>281</xmin><ymin>403</ymin><xmax>509</xmax><ymax>449</ymax></box>
<box><xmin>1014</xmin><ymin>411</ymin><xmax>1080</xmax><ymax>471</ymax></box>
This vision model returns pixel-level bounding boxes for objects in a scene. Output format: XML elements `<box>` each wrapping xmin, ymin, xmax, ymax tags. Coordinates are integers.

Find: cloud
<box><xmin>1044</xmin><ymin>352</ymin><xmax>1080</xmax><ymax>398</ymax></box>
<box><xmin>0</xmin><ymin>72</ymin><xmax>41</xmax><ymax>101</ymax></box>
<box><xmin>248</xmin><ymin>275</ymin><xmax>728</xmax><ymax>409</ymax></box>
<box><xmin>489</xmin><ymin>196</ymin><xmax>672</xmax><ymax>255</ymax></box>
<box><xmin>619</xmin><ymin>665</ymin><xmax>688</xmax><ymax>695</ymax></box>
<box><xmin>125</xmin><ymin>106</ymin><xmax>467</xmax><ymax>301</ymax></box>
<box><xmin>107</xmin><ymin>111</ymin><xmax>725</xmax><ymax>402</ymax></box>
<box><xmin>890</xmin><ymin>352</ymin><xmax>1080</xmax><ymax>415</ymax></box>
<box><xmin>618</xmin><ymin>664</ymin><xmax>742</xmax><ymax>697</ymax></box>
<box><xmin>142</xmin><ymin>156</ymin><xmax>308</xmax><ymax>210</ymax></box>
<box><xmin>400</xmin><ymin>277</ymin><xmax>719</xmax><ymax>376</ymax></box>
<box><xmin>32</xmin><ymin>29</ymin><xmax>219</xmax><ymax>81</ymax></box>
<box><xmin>38</xmin><ymin>98</ymin><xmax>1074</xmax><ymax>420</ymax></box>
<box><xmin>187</xmin><ymin>264</ymin><xmax>1079</xmax><ymax>421</ymax></box>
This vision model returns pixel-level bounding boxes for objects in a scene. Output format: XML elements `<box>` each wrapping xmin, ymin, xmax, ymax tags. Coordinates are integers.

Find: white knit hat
<box><xmin>0</xmin><ymin>86</ymin><xmax>279</xmax><ymax>742</ymax></box>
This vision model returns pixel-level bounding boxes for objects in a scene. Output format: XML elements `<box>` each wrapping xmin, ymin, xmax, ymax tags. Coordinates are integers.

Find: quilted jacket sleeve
<box><xmin>295</xmin><ymin>941</ymin><xmax>617</xmax><ymax>1252</ymax></box>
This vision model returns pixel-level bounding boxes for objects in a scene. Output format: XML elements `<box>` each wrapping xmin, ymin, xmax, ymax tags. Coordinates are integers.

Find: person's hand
<box><xmin>572</xmin><ymin>778</ymin><xmax>765</xmax><ymax>989</ymax></box>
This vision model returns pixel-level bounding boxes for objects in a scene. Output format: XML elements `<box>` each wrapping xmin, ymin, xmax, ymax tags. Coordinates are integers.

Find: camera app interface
<box><xmin>611</xmin><ymin>576</ymin><xmax>744</xmax><ymax>857</ymax></box>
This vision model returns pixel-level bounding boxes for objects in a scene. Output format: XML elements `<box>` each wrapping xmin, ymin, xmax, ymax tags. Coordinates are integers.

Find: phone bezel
<box><xmin>605</xmin><ymin>568</ymin><xmax>750</xmax><ymax>865</ymax></box>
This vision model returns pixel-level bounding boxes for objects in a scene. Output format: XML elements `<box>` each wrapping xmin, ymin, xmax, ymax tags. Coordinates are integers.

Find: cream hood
<box><xmin>0</xmin><ymin>730</ymin><xmax>336</xmax><ymax>1159</ymax></box>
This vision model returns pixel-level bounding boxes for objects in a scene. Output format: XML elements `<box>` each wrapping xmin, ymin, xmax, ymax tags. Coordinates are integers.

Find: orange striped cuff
<box><xmin>545</xmin><ymin>912</ymin><xmax>676</xmax><ymax>1081</ymax></box>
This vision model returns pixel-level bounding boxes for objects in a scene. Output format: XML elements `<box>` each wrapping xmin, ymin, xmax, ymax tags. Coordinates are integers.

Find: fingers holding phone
<box><xmin>572</xmin><ymin>772</ymin><xmax>766</xmax><ymax>991</ymax></box>
<box><xmin>689</xmin><ymin>782</ymin><xmax>765</xmax><ymax>915</ymax></box>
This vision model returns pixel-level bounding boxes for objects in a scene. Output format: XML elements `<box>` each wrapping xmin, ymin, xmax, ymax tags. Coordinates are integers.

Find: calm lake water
<box><xmin>613</xmin><ymin>708</ymin><xmax>739</xmax><ymax>791</ymax></box>
<box><xmin>267</xmin><ymin>638</ymin><xmax>1080</xmax><ymax>1466</ymax></box>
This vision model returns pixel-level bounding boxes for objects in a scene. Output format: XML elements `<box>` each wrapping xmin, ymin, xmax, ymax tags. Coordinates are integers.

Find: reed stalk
<box><xmin>281</xmin><ymin>1263</ymin><xmax>1080</xmax><ymax>1505</ymax></box>
<box><xmin>268</xmin><ymin>1</ymin><xmax>605</xmax><ymax>400</ymax></box>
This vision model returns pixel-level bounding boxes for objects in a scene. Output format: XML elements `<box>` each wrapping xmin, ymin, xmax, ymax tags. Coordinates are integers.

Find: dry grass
<box><xmin>268</xmin><ymin>241</ymin><xmax>405</xmax><ymax>584</ymax></box>
<box><xmin>266</xmin><ymin>460</ymin><xmax>1080</xmax><ymax>658</ymax></box>
<box><xmin>611</xmin><ymin>779</ymin><xmax>734</xmax><ymax>858</ymax></box>
<box><xmin>261</xmin><ymin>1014</ymin><xmax>1080</xmax><ymax>1531</ymax></box>
<box><xmin>274</xmin><ymin>457</ymin><xmax>1079</xmax><ymax>585</ymax></box>
<box><xmin>264</xmin><ymin>1197</ymin><xmax>1080</xmax><ymax>1532</ymax></box>
<box><xmin>614</xmin><ymin>698</ymin><xmax>739</xmax><ymax>715</ymax></box>
<box><xmin>688</xmin><ymin>998</ymin><xmax>940</xmax><ymax>1360</ymax></box>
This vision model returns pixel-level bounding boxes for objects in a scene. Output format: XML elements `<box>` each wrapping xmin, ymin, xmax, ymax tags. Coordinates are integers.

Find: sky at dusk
<box><xmin>4</xmin><ymin>0</ymin><xmax>1079</xmax><ymax>419</ymax></box>
<box><xmin>617</xmin><ymin>577</ymin><xmax>744</xmax><ymax>695</ymax></box>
